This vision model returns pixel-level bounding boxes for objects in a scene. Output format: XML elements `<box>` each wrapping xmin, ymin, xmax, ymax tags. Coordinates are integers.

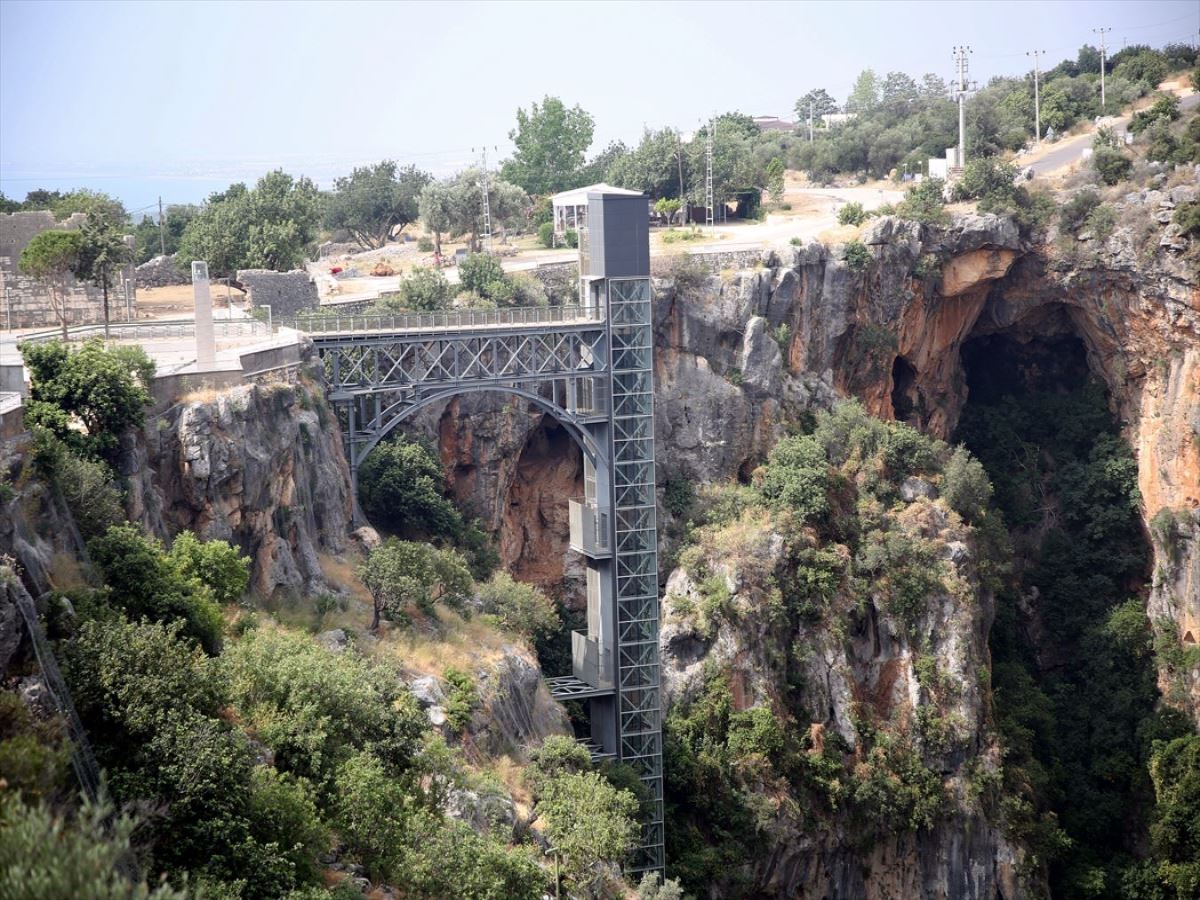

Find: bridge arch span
<box><xmin>350</xmin><ymin>385</ymin><xmax>602</xmax><ymax>473</ymax></box>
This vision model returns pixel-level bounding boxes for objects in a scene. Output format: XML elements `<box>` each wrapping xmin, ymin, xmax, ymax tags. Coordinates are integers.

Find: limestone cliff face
<box><xmin>660</xmin><ymin>489</ymin><xmax>1017</xmax><ymax>898</ymax></box>
<box><xmin>122</xmin><ymin>357</ymin><xmax>354</xmax><ymax>596</ymax></box>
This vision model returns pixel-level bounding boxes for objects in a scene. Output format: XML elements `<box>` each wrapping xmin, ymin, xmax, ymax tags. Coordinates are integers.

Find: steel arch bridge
<box><xmin>290</xmin><ymin>191</ymin><xmax>664</xmax><ymax>874</ymax></box>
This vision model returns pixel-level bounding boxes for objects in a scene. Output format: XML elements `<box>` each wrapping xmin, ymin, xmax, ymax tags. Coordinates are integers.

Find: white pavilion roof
<box><xmin>550</xmin><ymin>183</ymin><xmax>644</xmax><ymax>206</ymax></box>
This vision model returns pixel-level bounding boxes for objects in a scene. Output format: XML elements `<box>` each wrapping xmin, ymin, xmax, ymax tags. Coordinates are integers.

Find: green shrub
<box><xmin>838</xmin><ymin>202</ymin><xmax>869</xmax><ymax>226</ymax></box>
<box><xmin>476</xmin><ymin>571</ymin><xmax>560</xmax><ymax>640</ymax></box>
<box><xmin>1092</xmin><ymin>147</ymin><xmax>1133</xmax><ymax>185</ymax></box>
<box><xmin>755</xmin><ymin>434</ymin><xmax>829</xmax><ymax>521</ymax></box>
<box><xmin>168</xmin><ymin>531</ymin><xmax>250</xmax><ymax>606</ymax></box>
<box><xmin>527</xmin><ymin>734</ymin><xmax>593</xmax><ymax>799</ymax></box>
<box><xmin>1084</xmin><ymin>203</ymin><xmax>1117</xmax><ymax>241</ymax></box>
<box><xmin>1059</xmin><ymin>189</ymin><xmax>1101</xmax><ymax>233</ymax></box>
<box><xmin>952</xmin><ymin>157</ymin><xmax>1018</xmax><ymax>203</ymax></box>
<box><xmin>416</xmin><ymin>235</ymin><xmax>434</xmax><ymax>252</ymax></box>
<box><xmin>87</xmin><ymin>524</ymin><xmax>225</xmax><ymax>654</ymax></box>
<box><xmin>1148</xmin><ymin>735</ymin><xmax>1200</xmax><ymax>895</ymax></box>
<box><xmin>941</xmin><ymin>447</ymin><xmax>992</xmax><ymax>522</ymax></box>
<box><xmin>1174</xmin><ymin>200</ymin><xmax>1200</xmax><ymax>238</ymax></box>
<box><xmin>0</xmin><ymin>793</ymin><xmax>186</xmax><ymax>899</ymax></box>
<box><xmin>1129</xmin><ymin>93</ymin><xmax>1180</xmax><ymax>134</ymax></box>
<box><xmin>844</xmin><ymin>240</ymin><xmax>871</xmax><ymax>273</ymax></box>
<box><xmin>0</xmin><ymin>693</ymin><xmax>70</xmax><ymax>802</ymax></box>
<box><xmin>458</xmin><ymin>253</ymin><xmax>506</xmax><ymax>295</ymax></box>
<box><xmin>358</xmin><ymin>436</ymin><xmax>463</xmax><ymax>540</ymax></box>
<box><xmin>663</xmin><ymin>474</ymin><xmax>696</xmax><ymax>518</ymax></box>
<box><xmin>535</xmin><ymin>771</ymin><xmax>639</xmax><ymax>895</ymax></box>
<box><xmin>398</xmin><ymin>266</ymin><xmax>452</xmax><ymax>311</ymax></box>
<box><xmin>727</xmin><ymin>706</ymin><xmax>785</xmax><ymax>762</ymax></box>
<box><xmin>848</xmin><ymin>736</ymin><xmax>946</xmax><ymax>832</ymax></box>
<box><xmin>896</xmin><ymin>178</ymin><xmax>948</xmax><ymax>225</ymax></box>
<box><xmin>33</xmin><ymin>430</ymin><xmax>124</xmax><ymax>540</ymax></box>
<box><xmin>19</xmin><ymin>339</ymin><xmax>154</xmax><ymax>462</ymax></box>
<box><xmin>537</xmin><ymin>221</ymin><xmax>555</xmax><ymax>248</ymax></box>
<box><xmin>359</xmin><ymin>538</ymin><xmax>474</xmax><ymax>628</ymax></box>
<box><xmin>564</xmin><ymin>228</ymin><xmax>578</xmax><ymax>249</ymax></box>
<box><xmin>441</xmin><ymin>666</ymin><xmax>478</xmax><ymax>732</ymax></box>
<box><xmin>223</xmin><ymin>627</ymin><xmax>426</xmax><ymax>787</ymax></box>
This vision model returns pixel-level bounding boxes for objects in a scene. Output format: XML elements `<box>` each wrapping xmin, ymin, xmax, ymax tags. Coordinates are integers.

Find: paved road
<box><xmin>1029</xmin><ymin>93</ymin><xmax>1200</xmax><ymax>175</ymax></box>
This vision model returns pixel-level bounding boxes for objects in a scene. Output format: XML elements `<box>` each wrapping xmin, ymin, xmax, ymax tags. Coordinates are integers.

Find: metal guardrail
<box><xmin>285</xmin><ymin>303</ymin><xmax>602</xmax><ymax>335</ymax></box>
<box><xmin>17</xmin><ymin>318</ymin><xmax>270</xmax><ymax>345</ymax></box>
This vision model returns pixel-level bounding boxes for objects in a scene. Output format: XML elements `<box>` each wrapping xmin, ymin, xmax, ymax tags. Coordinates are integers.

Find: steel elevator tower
<box><xmin>299</xmin><ymin>188</ymin><xmax>665</xmax><ymax>874</ymax></box>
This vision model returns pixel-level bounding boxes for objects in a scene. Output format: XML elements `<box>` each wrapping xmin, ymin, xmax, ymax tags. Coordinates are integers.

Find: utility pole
<box><xmin>157</xmin><ymin>196</ymin><xmax>166</xmax><ymax>256</ymax></box>
<box><xmin>808</xmin><ymin>101</ymin><xmax>814</xmax><ymax>142</ymax></box>
<box><xmin>1094</xmin><ymin>27</ymin><xmax>1111</xmax><ymax>112</ymax></box>
<box><xmin>675</xmin><ymin>129</ymin><xmax>688</xmax><ymax>226</ymax></box>
<box><xmin>1026</xmin><ymin>49</ymin><xmax>1045</xmax><ymax>144</ymax></box>
<box><xmin>474</xmin><ymin>146</ymin><xmax>494</xmax><ymax>254</ymax></box>
<box><xmin>952</xmin><ymin>45</ymin><xmax>975</xmax><ymax>169</ymax></box>
<box><xmin>705</xmin><ymin>117</ymin><xmax>715</xmax><ymax>231</ymax></box>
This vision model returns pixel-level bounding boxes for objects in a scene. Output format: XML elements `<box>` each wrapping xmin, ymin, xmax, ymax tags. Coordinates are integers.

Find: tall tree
<box><xmin>795</xmin><ymin>88</ymin><xmax>839</xmax><ymax>123</ymax></box>
<box><xmin>75</xmin><ymin>212</ymin><xmax>130</xmax><ymax>337</ymax></box>
<box><xmin>177</xmin><ymin>170</ymin><xmax>321</xmax><ymax>277</ymax></box>
<box><xmin>607</xmin><ymin>128</ymin><xmax>684</xmax><ymax>201</ymax></box>
<box><xmin>19</xmin><ymin>229</ymin><xmax>82</xmax><ymax>339</ymax></box>
<box><xmin>501</xmin><ymin>96</ymin><xmax>595</xmax><ymax>195</ymax></box>
<box><xmin>881</xmin><ymin>72</ymin><xmax>920</xmax><ymax>108</ymax></box>
<box><xmin>848</xmin><ymin>69</ymin><xmax>880</xmax><ymax>112</ymax></box>
<box><xmin>325</xmin><ymin>161</ymin><xmax>431</xmax><ymax>250</ymax></box>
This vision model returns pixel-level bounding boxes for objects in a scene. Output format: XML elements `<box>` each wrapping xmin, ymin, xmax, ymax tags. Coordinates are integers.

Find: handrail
<box><xmin>17</xmin><ymin>317</ymin><xmax>270</xmax><ymax>346</ymax></box>
<box><xmin>284</xmin><ymin>303</ymin><xmax>603</xmax><ymax>335</ymax></box>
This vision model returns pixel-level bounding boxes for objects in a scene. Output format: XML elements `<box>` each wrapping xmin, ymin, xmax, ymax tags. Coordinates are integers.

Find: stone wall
<box><xmin>236</xmin><ymin>269</ymin><xmax>319</xmax><ymax>317</ymax></box>
<box><xmin>0</xmin><ymin>211</ymin><xmax>110</xmax><ymax>329</ymax></box>
<box><xmin>135</xmin><ymin>254</ymin><xmax>189</xmax><ymax>288</ymax></box>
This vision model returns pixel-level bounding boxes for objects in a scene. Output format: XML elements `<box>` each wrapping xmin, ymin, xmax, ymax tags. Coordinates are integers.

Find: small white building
<box><xmin>550</xmin><ymin>183</ymin><xmax>644</xmax><ymax>237</ymax></box>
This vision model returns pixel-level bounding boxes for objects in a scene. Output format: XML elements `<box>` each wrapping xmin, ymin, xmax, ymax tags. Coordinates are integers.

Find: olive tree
<box><xmin>359</xmin><ymin>539</ymin><xmax>473</xmax><ymax>630</ymax></box>
<box><xmin>325</xmin><ymin>161</ymin><xmax>431</xmax><ymax>250</ymax></box>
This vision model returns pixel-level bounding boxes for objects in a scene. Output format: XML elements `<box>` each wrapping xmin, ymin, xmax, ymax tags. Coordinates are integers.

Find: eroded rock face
<box><xmin>123</xmin><ymin>357</ymin><xmax>353</xmax><ymax>596</ymax></box>
<box><xmin>660</xmin><ymin>498</ymin><xmax>1017</xmax><ymax>898</ymax></box>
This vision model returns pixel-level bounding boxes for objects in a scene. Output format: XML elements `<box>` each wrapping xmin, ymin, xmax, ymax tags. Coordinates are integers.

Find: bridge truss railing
<box><xmin>286</xmin><ymin>302</ymin><xmax>601</xmax><ymax>336</ymax></box>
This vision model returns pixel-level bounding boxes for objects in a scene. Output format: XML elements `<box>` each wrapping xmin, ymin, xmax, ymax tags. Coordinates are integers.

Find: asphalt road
<box><xmin>1029</xmin><ymin>93</ymin><xmax>1200</xmax><ymax>175</ymax></box>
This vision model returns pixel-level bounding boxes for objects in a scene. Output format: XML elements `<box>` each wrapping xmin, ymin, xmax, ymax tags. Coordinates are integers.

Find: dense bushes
<box><xmin>397</xmin><ymin>266</ymin><xmax>452</xmax><ymax>311</ymax></box>
<box><xmin>0</xmin><ymin>794</ymin><xmax>186</xmax><ymax>899</ymax></box>
<box><xmin>956</xmin><ymin>370</ymin><xmax>1191</xmax><ymax>895</ymax></box>
<box><xmin>476</xmin><ymin>571</ymin><xmax>561</xmax><ymax>640</ymax></box>
<box><xmin>664</xmin><ymin>402</ymin><xmax>990</xmax><ymax>894</ymax></box>
<box><xmin>20</xmin><ymin>339</ymin><xmax>154</xmax><ymax>462</ymax></box>
<box><xmin>223</xmin><ymin>628</ymin><xmax>426</xmax><ymax>787</ymax></box>
<box><xmin>358</xmin><ymin>436</ymin><xmax>464</xmax><ymax>541</ymax></box>
<box><xmin>88</xmin><ymin>524</ymin><xmax>234</xmax><ymax>654</ymax></box>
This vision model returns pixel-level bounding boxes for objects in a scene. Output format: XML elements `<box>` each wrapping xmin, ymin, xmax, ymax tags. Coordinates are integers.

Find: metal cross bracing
<box><xmin>292</xmin><ymin>219</ymin><xmax>666</xmax><ymax>876</ymax></box>
<box><xmin>304</xmin><ymin>293</ymin><xmax>667</xmax><ymax>872</ymax></box>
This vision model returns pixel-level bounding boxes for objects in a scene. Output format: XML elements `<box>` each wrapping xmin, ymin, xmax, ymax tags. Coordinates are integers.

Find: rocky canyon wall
<box><xmin>122</xmin><ymin>352</ymin><xmax>354</xmax><ymax>597</ymax></box>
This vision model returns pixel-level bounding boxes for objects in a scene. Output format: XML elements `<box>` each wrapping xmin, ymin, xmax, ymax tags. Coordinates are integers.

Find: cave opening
<box><xmin>500</xmin><ymin>413</ymin><xmax>587</xmax><ymax>679</ymax></box>
<box><xmin>954</xmin><ymin>326</ymin><xmax>1187</xmax><ymax>892</ymax></box>
<box><xmin>890</xmin><ymin>355</ymin><xmax>918</xmax><ymax>422</ymax></box>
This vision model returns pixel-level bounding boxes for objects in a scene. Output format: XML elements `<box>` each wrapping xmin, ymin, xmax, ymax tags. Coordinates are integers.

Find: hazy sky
<box><xmin>1</xmin><ymin>0</ymin><xmax>1197</xmax><ymax>212</ymax></box>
